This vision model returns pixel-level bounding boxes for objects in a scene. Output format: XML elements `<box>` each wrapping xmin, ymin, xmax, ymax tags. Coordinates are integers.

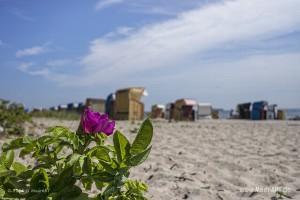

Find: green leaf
<box><xmin>93</xmin><ymin>172</ymin><xmax>114</xmax><ymax>183</ymax></box>
<box><xmin>83</xmin><ymin>156</ymin><xmax>92</xmax><ymax>174</ymax></box>
<box><xmin>18</xmin><ymin>169</ymin><xmax>34</xmax><ymax>179</ymax></box>
<box><xmin>71</xmin><ymin>193</ymin><xmax>92</xmax><ymax>200</ymax></box>
<box><xmin>94</xmin><ymin>180</ymin><xmax>104</xmax><ymax>190</ymax></box>
<box><xmin>47</xmin><ymin>126</ymin><xmax>71</xmax><ymax>137</ymax></box>
<box><xmin>113</xmin><ymin>130</ymin><xmax>131</xmax><ymax>163</ymax></box>
<box><xmin>130</xmin><ymin>118</ymin><xmax>153</xmax><ymax>155</ymax></box>
<box><xmin>30</xmin><ymin>168</ymin><xmax>50</xmax><ymax>191</ymax></box>
<box><xmin>0</xmin><ymin>164</ymin><xmax>8</xmax><ymax>175</ymax></box>
<box><xmin>51</xmin><ymin>185</ymin><xmax>82</xmax><ymax>200</ymax></box>
<box><xmin>0</xmin><ymin>187</ymin><xmax>5</xmax><ymax>198</ymax></box>
<box><xmin>88</xmin><ymin>146</ymin><xmax>111</xmax><ymax>162</ymax></box>
<box><xmin>8</xmin><ymin>176</ymin><xmax>27</xmax><ymax>189</ymax></box>
<box><xmin>73</xmin><ymin>156</ymin><xmax>85</xmax><ymax>176</ymax></box>
<box><xmin>0</xmin><ymin>168</ymin><xmax>16</xmax><ymax>177</ymax></box>
<box><xmin>52</xmin><ymin>167</ymin><xmax>76</xmax><ymax>192</ymax></box>
<box><xmin>81</xmin><ymin>176</ymin><xmax>93</xmax><ymax>190</ymax></box>
<box><xmin>2</xmin><ymin>138</ymin><xmax>23</xmax><ymax>151</ymax></box>
<box><xmin>12</xmin><ymin>162</ymin><xmax>27</xmax><ymax>175</ymax></box>
<box><xmin>58</xmin><ymin>185</ymin><xmax>82</xmax><ymax>199</ymax></box>
<box><xmin>19</xmin><ymin>144</ymin><xmax>35</xmax><ymax>158</ymax></box>
<box><xmin>67</xmin><ymin>153</ymin><xmax>81</xmax><ymax>166</ymax></box>
<box><xmin>98</xmin><ymin>160</ymin><xmax>116</xmax><ymax>175</ymax></box>
<box><xmin>2</xmin><ymin>136</ymin><xmax>33</xmax><ymax>152</ymax></box>
<box><xmin>128</xmin><ymin>146</ymin><xmax>152</xmax><ymax>166</ymax></box>
<box><xmin>27</xmin><ymin>193</ymin><xmax>47</xmax><ymax>200</ymax></box>
<box><xmin>0</xmin><ymin>150</ymin><xmax>14</xmax><ymax>169</ymax></box>
<box><xmin>69</xmin><ymin>133</ymin><xmax>80</xmax><ymax>150</ymax></box>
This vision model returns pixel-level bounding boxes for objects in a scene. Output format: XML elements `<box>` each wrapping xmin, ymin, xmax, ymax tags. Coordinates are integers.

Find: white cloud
<box><xmin>22</xmin><ymin>0</ymin><xmax>300</xmax><ymax>92</ymax></box>
<box><xmin>95</xmin><ymin>0</ymin><xmax>124</xmax><ymax>10</ymax></box>
<box><xmin>73</xmin><ymin>0</ymin><xmax>300</xmax><ymax>86</ymax></box>
<box><xmin>16</xmin><ymin>45</ymin><xmax>47</xmax><ymax>58</ymax></box>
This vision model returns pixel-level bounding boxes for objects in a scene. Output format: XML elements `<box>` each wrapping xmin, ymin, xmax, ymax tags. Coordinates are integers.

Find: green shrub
<box><xmin>0</xmin><ymin>99</ymin><xmax>31</xmax><ymax>135</ymax></box>
<box><xmin>0</xmin><ymin>118</ymin><xmax>153</xmax><ymax>200</ymax></box>
<box><xmin>30</xmin><ymin>110</ymin><xmax>80</xmax><ymax>120</ymax></box>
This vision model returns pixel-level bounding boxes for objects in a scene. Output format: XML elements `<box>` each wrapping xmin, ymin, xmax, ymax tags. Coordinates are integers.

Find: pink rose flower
<box><xmin>81</xmin><ymin>107</ymin><xmax>115</xmax><ymax>136</ymax></box>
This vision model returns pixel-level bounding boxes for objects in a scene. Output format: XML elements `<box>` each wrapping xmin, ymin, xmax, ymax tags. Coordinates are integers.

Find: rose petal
<box><xmin>102</xmin><ymin>121</ymin><xmax>115</xmax><ymax>136</ymax></box>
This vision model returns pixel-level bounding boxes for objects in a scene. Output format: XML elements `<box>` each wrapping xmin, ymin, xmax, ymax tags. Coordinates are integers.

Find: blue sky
<box><xmin>0</xmin><ymin>0</ymin><xmax>300</xmax><ymax>110</ymax></box>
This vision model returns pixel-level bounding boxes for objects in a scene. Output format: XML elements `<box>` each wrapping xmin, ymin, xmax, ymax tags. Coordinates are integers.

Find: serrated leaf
<box><xmin>113</xmin><ymin>131</ymin><xmax>130</xmax><ymax>163</ymax></box>
<box><xmin>130</xmin><ymin>118</ymin><xmax>153</xmax><ymax>155</ymax></box>
<box><xmin>128</xmin><ymin>146</ymin><xmax>152</xmax><ymax>166</ymax></box>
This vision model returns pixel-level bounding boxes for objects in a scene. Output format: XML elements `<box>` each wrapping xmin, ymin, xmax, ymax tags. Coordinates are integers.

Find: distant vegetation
<box><xmin>0</xmin><ymin>99</ymin><xmax>31</xmax><ymax>135</ymax></box>
<box><xmin>30</xmin><ymin>110</ymin><xmax>81</xmax><ymax>120</ymax></box>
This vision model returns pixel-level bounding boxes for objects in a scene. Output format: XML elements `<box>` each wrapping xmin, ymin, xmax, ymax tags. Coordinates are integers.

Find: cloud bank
<box><xmin>58</xmin><ymin>0</ymin><xmax>298</xmax><ymax>86</ymax></box>
<box><xmin>18</xmin><ymin>0</ymin><xmax>300</xmax><ymax>106</ymax></box>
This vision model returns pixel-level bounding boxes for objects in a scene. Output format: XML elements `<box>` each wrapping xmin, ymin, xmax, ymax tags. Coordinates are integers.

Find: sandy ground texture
<box><xmin>1</xmin><ymin>118</ymin><xmax>300</xmax><ymax>200</ymax></box>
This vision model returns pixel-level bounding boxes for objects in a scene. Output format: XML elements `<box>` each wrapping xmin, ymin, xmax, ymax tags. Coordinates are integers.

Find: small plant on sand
<box><xmin>0</xmin><ymin>99</ymin><xmax>31</xmax><ymax>135</ymax></box>
<box><xmin>0</xmin><ymin>107</ymin><xmax>153</xmax><ymax>199</ymax></box>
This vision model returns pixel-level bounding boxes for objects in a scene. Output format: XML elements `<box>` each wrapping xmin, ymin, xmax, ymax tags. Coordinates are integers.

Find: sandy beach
<box><xmin>1</xmin><ymin>118</ymin><xmax>300</xmax><ymax>200</ymax></box>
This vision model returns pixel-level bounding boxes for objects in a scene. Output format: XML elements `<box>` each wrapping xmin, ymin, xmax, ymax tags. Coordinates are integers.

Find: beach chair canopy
<box><xmin>114</xmin><ymin>87</ymin><xmax>145</xmax><ymax>120</ymax></box>
<box><xmin>85</xmin><ymin>98</ymin><xmax>106</xmax><ymax>113</ymax></box>
<box><xmin>198</xmin><ymin>103</ymin><xmax>212</xmax><ymax>117</ymax></box>
<box><xmin>251</xmin><ymin>101</ymin><xmax>268</xmax><ymax>120</ymax></box>
<box><xmin>237</xmin><ymin>102</ymin><xmax>251</xmax><ymax>119</ymax></box>
<box><xmin>151</xmin><ymin>104</ymin><xmax>165</xmax><ymax>118</ymax></box>
<box><xmin>174</xmin><ymin>99</ymin><xmax>197</xmax><ymax>121</ymax></box>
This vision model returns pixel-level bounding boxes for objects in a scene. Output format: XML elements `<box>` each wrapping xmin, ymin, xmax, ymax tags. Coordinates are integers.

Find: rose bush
<box><xmin>0</xmin><ymin>107</ymin><xmax>153</xmax><ymax>200</ymax></box>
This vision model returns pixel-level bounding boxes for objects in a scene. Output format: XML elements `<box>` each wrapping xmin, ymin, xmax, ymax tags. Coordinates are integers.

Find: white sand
<box><xmin>1</xmin><ymin>118</ymin><xmax>300</xmax><ymax>200</ymax></box>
